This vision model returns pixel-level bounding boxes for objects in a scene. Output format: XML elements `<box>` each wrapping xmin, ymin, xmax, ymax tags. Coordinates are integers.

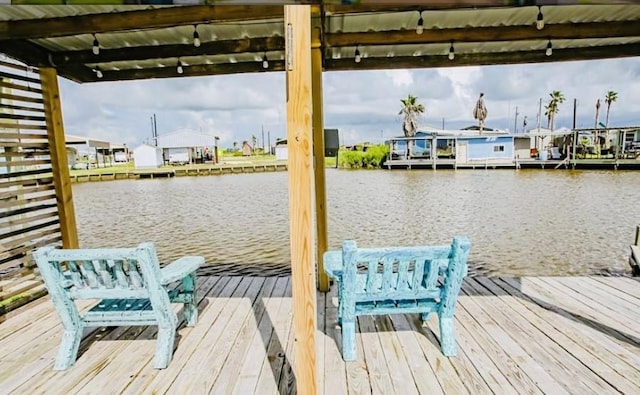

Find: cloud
<box><xmin>57</xmin><ymin>57</ymin><xmax>640</xmax><ymax>146</ymax></box>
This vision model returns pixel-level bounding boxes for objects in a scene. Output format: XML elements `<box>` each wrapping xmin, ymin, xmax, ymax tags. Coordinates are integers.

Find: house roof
<box><xmin>1</xmin><ymin>3</ymin><xmax>638</xmax><ymax>83</ymax></box>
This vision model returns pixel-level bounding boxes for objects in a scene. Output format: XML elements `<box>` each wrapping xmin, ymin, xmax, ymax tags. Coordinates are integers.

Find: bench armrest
<box><xmin>323</xmin><ymin>250</ymin><xmax>343</xmax><ymax>279</ymax></box>
<box><xmin>161</xmin><ymin>256</ymin><xmax>205</xmax><ymax>285</ymax></box>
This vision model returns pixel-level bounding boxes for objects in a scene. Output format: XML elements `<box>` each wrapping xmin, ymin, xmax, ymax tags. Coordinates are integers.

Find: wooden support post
<box><xmin>311</xmin><ymin>6</ymin><xmax>330</xmax><ymax>292</ymax></box>
<box><xmin>285</xmin><ymin>5</ymin><xmax>317</xmax><ymax>394</ymax></box>
<box><xmin>40</xmin><ymin>67</ymin><xmax>78</xmax><ymax>249</ymax></box>
<box><xmin>635</xmin><ymin>225</ymin><xmax>639</xmax><ymax>246</ymax></box>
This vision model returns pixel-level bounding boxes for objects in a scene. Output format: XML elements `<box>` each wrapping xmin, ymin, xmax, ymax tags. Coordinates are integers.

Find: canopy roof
<box><xmin>0</xmin><ymin>3</ymin><xmax>639</xmax><ymax>83</ymax></box>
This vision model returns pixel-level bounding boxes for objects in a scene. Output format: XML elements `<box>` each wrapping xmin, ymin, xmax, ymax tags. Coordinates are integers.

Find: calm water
<box><xmin>73</xmin><ymin>169</ymin><xmax>639</xmax><ymax>277</ymax></box>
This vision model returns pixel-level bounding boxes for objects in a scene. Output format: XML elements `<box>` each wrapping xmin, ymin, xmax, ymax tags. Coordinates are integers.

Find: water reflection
<box><xmin>73</xmin><ymin>169</ymin><xmax>638</xmax><ymax>277</ymax></box>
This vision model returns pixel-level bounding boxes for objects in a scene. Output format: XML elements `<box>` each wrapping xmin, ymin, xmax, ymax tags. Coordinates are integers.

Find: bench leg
<box><xmin>154</xmin><ymin>325</ymin><xmax>176</xmax><ymax>369</ymax></box>
<box><xmin>54</xmin><ymin>327</ymin><xmax>83</xmax><ymax>370</ymax></box>
<box><xmin>182</xmin><ymin>273</ymin><xmax>197</xmax><ymax>327</ymax></box>
<box><xmin>342</xmin><ymin>319</ymin><xmax>357</xmax><ymax>361</ymax></box>
<box><xmin>421</xmin><ymin>312</ymin><xmax>431</xmax><ymax>326</ymax></box>
<box><xmin>439</xmin><ymin>317</ymin><xmax>457</xmax><ymax>356</ymax></box>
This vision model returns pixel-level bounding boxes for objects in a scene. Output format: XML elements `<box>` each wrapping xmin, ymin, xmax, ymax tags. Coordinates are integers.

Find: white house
<box><xmin>275</xmin><ymin>139</ymin><xmax>288</xmax><ymax>161</ymax></box>
<box><xmin>133</xmin><ymin>144</ymin><xmax>163</xmax><ymax>169</ymax></box>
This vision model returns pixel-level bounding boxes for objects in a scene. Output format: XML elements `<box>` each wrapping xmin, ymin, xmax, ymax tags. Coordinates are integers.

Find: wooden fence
<box><xmin>1</xmin><ymin>60</ymin><xmax>61</xmax><ymax>314</ymax></box>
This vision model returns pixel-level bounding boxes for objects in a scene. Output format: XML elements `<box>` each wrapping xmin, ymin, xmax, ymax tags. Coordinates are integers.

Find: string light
<box><xmin>262</xmin><ymin>52</ymin><xmax>269</xmax><ymax>69</ymax></box>
<box><xmin>545</xmin><ymin>40</ymin><xmax>553</xmax><ymax>56</ymax></box>
<box><xmin>177</xmin><ymin>59</ymin><xmax>184</xmax><ymax>74</ymax></box>
<box><xmin>448</xmin><ymin>41</ymin><xmax>455</xmax><ymax>60</ymax></box>
<box><xmin>416</xmin><ymin>11</ymin><xmax>424</xmax><ymax>35</ymax></box>
<box><xmin>92</xmin><ymin>34</ymin><xmax>100</xmax><ymax>55</ymax></box>
<box><xmin>355</xmin><ymin>45</ymin><xmax>361</xmax><ymax>63</ymax></box>
<box><xmin>94</xmin><ymin>66</ymin><xmax>103</xmax><ymax>79</ymax></box>
<box><xmin>536</xmin><ymin>6</ymin><xmax>545</xmax><ymax>30</ymax></box>
<box><xmin>193</xmin><ymin>25</ymin><xmax>201</xmax><ymax>47</ymax></box>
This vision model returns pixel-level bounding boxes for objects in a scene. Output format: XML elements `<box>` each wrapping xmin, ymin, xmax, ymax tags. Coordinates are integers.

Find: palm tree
<box><xmin>603</xmin><ymin>90</ymin><xmax>618</xmax><ymax>151</ymax></box>
<box><xmin>233</xmin><ymin>141</ymin><xmax>238</xmax><ymax>152</ymax></box>
<box><xmin>544</xmin><ymin>90</ymin><xmax>565</xmax><ymax>131</ymax></box>
<box><xmin>398</xmin><ymin>94</ymin><xmax>425</xmax><ymax>157</ymax></box>
<box><xmin>604</xmin><ymin>90</ymin><xmax>618</xmax><ymax>128</ymax></box>
<box><xmin>251</xmin><ymin>135</ymin><xmax>257</xmax><ymax>155</ymax></box>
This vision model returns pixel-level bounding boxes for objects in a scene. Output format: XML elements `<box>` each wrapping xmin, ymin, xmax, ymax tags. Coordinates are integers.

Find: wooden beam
<box><xmin>81</xmin><ymin>60</ymin><xmax>285</xmax><ymax>83</ymax></box>
<box><xmin>325</xmin><ymin>43</ymin><xmax>640</xmax><ymax>71</ymax></box>
<box><xmin>311</xmin><ymin>7</ymin><xmax>330</xmax><ymax>293</ymax></box>
<box><xmin>325</xmin><ymin>21</ymin><xmax>640</xmax><ymax>47</ymax></box>
<box><xmin>39</xmin><ymin>67</ymin><xmax>78</xmax><ymax>249</ymax></box>
<box><xmin>285</xmin><ymin>5</ymin><xmax>317</xmax><ymax>394</ymax></box>
<box><xmin>51</xmin><ymin>36</ymin><xmax>286</xmax><ymax>66</ymax></box>
<box><xmin>0</xmin><ymin>5</ymin><xmax>284</xmax><ymax>40</ymax></box>
<box><xmin>0</xmin><ymin>40</ymin><xmax>87</xmax><ymax>83</ymax></box>
<box><xmin>324</xmin><ymin>1</ymin><xmax>513</xmax><ymax>14</ymax></box>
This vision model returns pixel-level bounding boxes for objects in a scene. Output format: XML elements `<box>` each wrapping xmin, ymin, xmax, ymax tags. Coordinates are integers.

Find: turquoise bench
<box><xmin>34</xmin><ymin>243</ymin><xmax>204</xmax><ymax>370</ymax></box>
<box><xmin>324</xmin><ymin>236</ymin><xmax>470</xmax><ymax>361</ymax></box>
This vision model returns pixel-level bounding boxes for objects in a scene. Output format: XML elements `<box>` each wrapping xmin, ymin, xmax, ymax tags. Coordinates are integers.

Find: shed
<box><xmin>133</xmin><ymin>144</ymin><xmax>163</xmax><ymax>169</ymax></box>
<box><xmin>242</xmin><ymin>141</ymin><xmax>253</xmax><ymax>156</ymax></box>
<box><xmin>275</xmin><ymin>139</ymin><xmax>288</xmax><ymax>161</ymax></box>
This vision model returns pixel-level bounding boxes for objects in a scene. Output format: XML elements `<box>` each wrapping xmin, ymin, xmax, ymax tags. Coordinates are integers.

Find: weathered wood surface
<box><xmin>325</xmin><ymin>237</ymin><xmax>470</xmax><ymax>360</ymax></box>
<box><xmin>1</xmin><ymin>275</ymin><xmax>639</xmax><ymax>394</ymax></box>
<box><xmin>33</xmin><ymin>243</ymin><xmax>204</xmax><ymax>371</ymax></box>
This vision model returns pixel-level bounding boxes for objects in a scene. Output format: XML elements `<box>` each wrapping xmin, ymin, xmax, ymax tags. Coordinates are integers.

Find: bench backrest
<box><xmin>34</xmin><ymin>242</ymin><xmax>164</xmax><ymax>301</ymax></box>
<box><xmin>341</xmin><ymin>236</ymin><xmax>470</xmax><ymax>313</ymax></box>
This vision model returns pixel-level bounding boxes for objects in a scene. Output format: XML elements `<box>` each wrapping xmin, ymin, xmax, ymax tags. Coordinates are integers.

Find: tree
<box><xmin>544</xmin><ymin>90</ymin><xmax>565</xmax><ymax>130</ymax></box>
<box><xmin>233</xmin><ymin>141</ymin><xmax>238</xmax><ymax>152</ymax></box>
<box><xmin>251</xmin><ymin>135</ymin><xmax>257</xmax><ymax>154</ymax></box>
<box><xmin>398</xmin><ymin>94</ymin><xmax>425</xmax><ymax>157</ymax></box>
<box><xmin>604</xmin><ymin>90</ymin><xmax>618</xmax><ymax>128</ymax></box>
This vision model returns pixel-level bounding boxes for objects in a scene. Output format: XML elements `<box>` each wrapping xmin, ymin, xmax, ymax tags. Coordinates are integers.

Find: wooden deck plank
<box><xmin>386</xmin><ymin>314</ymin><xmax>445</xmax><ymax>395</ymax></box>
<box><xmin>453</xmin><ymin>295</ymin><xmax>542</xmax><ymax>395</ymax></box>
<box><xmin>1</xmin><ymin>276</ymin><xmax>639</xmax><ymax>395</ymax></box>
<box><xmin>316</xmin><ymin>288</ymin><xmax>326</xmax><ymax>395</ymax></box>
<box><xmin>375</xmin><ymin>315</ymin><xmax>420</xmax><ymax>395</ymax></box>
<box><xmin>68</xmin><ymin>277</ymin><xmax>222</xmax><ymax>395</ymax></box>
<box><xmin>592</xmin><ymin>276</ymin><xmax>640</xmax><ymax>299</ymax></box>
<box><xmin>166</xmin><ymin>277</ymin><xmax>267</xmax><ymax>393</ymax></box>
<box><xmin>122</xmin><ymin>276</ymin><xmax>236</xmax><ymax>394</ymax></box>
<box><xmin>322</xmin><ymin>288</ymin><xmax>350</xmax><ymax>395</ymax></box>
<box><xmin>491</xmin><ymin>277</ymin><xmax>640</xmax><ymax>394</ymax></box>
<box><xmin>231</xmin><ymin>276</ymin><xmax>289</xmax><ymax>395</ymax></box>
<box><xmin>358</xmin><ymin>315</ymin><xmax>395</xmax><ymax>394</ymax></box>
<box><xmin>558</xmin><ymin>277</ymin><xmax>640</xmax><ymax>321</ymax></box>
<box><xmin>253</xmin><ymin>278</ymin><xmax>293</xmax><ymax>394</ymax></box>
<box><xmin>529</xmin><ymin>277</ymin><xmax>639</xmax><ymax>340</ymax></box>
<box><xmin>457</xmin><ymin>283</ymin><xmax>569</xmax><ymax>394</ymax></box>
<box><xmin>465</xmin><ymin>278</ymin><xmax>620</xmax><ymax>394</ymax></box>
<box><xmin>209</xmin><ymin>276</ymin><xmax>280</xmax><ymax>394</ymax></box>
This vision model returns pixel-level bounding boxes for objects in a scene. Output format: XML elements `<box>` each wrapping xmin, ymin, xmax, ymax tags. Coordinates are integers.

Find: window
<box><xmin>493</xmin><ymin>145</ymin><xmax>505</xmax><ymax>152</ymax></box>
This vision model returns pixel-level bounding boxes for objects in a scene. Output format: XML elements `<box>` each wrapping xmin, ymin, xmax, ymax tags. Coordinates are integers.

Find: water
<box><xmin>73</xmin><ymin>169</ymin><xmax>639</xmax><ymax>277</ymax></box>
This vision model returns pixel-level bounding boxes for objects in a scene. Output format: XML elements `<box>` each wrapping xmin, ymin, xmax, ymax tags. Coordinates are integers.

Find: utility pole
<box><xmin>261</xmin><ymin>125</ymin><xmax>265</xmax><ymax>155</ymax></box>
<box><xmin>267</xmin><ymin>130</ymin><xmax>271</xmax><ymax>155</ymax></box>
<box><xmin>514</xmin><ymin>106</ymin><xmax>519</xmax><ymax>134</ymax></box>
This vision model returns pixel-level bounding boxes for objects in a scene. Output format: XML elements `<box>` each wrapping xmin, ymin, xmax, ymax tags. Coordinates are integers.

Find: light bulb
<box><xmin>92</xmin><ymin>35</ymin><xmax>100</xmax><ymax>55</ymax></box>
<box><xmin>95</xmin><ymin>68</ymin><xmax>103</xmax><ymax>79</ymax></box>
<box><xmin>545</xmin><ymin>41</ymin><xmax>552</xmax><ymax>56</ymax></box>
<box><xmin>416</xmin><ymin>12</ymin><xmax>424</xmax><ymax>35</ymax></box>
<box><xmin>177</xmin><ymin>60</ymin><xmax>184</xmax><ymax>74</ymax></box>
<box><xmin>262</xmin><ymin>54</ymin><xmax>269</xmax><ymax>69</ymax></box>
<box><xmin>448</xmin><ymin>43</ymin><xmax>455</xmax><ymax>60</ymax></box>
<box><xmin>193</xmin><ymin>26</ymin><xmax>201</xmax><ymax>47</ymax></box>
<box><xmin>355</xmin><ymin>46</ymin><xmax>361</xmax><ymax>63</ymax></box>
<box><xmin>536</xmin><ymin>7</ymin><xmax>544</xmax><ymax>30</ymax></box>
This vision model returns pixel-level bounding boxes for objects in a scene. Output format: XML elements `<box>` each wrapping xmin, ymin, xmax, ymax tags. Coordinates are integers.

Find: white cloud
<box><xmin>57</xmin><ymin>57</ymin><xmax>640</xmax><ymax>147</ymax></box>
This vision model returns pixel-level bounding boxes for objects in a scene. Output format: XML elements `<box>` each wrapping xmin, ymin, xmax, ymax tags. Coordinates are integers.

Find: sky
<box><xmin>58</xmin><ymin>57</ymin><xmax>640</xmax><ymax>149</ymax></box>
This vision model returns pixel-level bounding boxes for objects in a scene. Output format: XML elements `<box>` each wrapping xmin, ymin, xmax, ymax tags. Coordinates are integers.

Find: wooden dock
<box><xmin>1</xmin><ymin>275</ymin><xmax>638</xmax><ymax>394</ymax></box>
<box><xmin>69</xmin><ymin>163</ymin><xmax>288</xmax><ymax>183</ymax></box>
<box><xmin>384</xmin><ymin>157</ymin><xmax>640</xmax><ymax>170</ymax></box>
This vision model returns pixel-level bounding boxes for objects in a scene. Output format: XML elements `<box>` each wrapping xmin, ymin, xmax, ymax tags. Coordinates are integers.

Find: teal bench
<box><xmin>324</xmin><ymin>236</ymin><xmax>470</xmax><ymax>360</ymax></box>
<box><xmin>34</xmin><ymin>242</ymin><xmax>204</xmax><ymax>370</ymax></box>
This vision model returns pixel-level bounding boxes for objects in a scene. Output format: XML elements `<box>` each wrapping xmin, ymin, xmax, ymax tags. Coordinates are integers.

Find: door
<box><xmin>456</xmin><ymin>141</ymin><xmax>468</xmax><ymax>164</ymax></box>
